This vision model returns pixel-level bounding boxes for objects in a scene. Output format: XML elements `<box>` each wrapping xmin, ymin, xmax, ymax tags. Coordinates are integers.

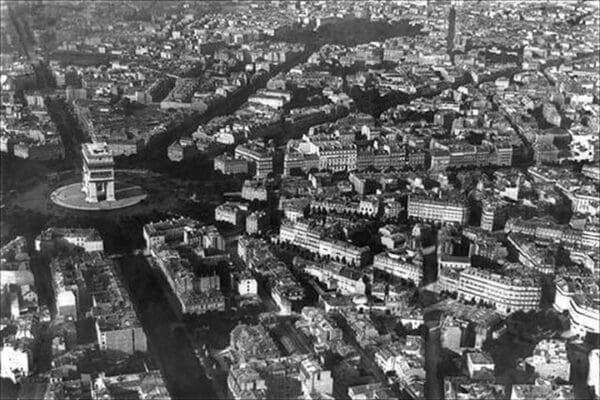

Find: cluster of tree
<box><xmin>507</xmin><ymin>309</ymin><xmax>567</xmax><ymax>342</ymax></box>
<box><xmin>317</xmin><ymin>18</ymin><xmax>425</xmax><ymax>48</ymax></box>
<box><xmin>0</xmin><ymin>156</ymin><xmax>48</xmax><ymax>192</ymax></box>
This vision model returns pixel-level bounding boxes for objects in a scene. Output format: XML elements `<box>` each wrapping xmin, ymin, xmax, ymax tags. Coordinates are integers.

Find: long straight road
<box><xmin>425</xmin><ymin>323</ymin><xmax>442</xmax><ymax>400</ymax></box>
<box><xmin>115</xmin><ymin>254</ymin><xmax>217</xmax><ymax>400</ymax></box>
<box><xmin>7</xmin><ymin>6</ymin><xmax>32</xmax><ymax>60</ymax></box>
<box><xmin>46</xmin><ymin>98</ymin><xmax>89</xmax><ymax>169</ymax></box>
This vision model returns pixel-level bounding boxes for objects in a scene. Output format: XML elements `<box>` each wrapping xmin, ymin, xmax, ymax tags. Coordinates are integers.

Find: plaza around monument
<box><xmin>50</xmin><ymin>143</ymin><xmax>146</xmax><ymax>211</ymax></box>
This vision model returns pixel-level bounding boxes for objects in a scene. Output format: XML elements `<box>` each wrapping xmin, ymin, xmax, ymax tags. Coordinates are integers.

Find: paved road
<box><xmin>7</xmin><ymin>6</ymin><xmax>32</xmax><ymax>60</ymax></box>
<box><xmin>46</xmin><ymin>98</ymin><xmax>87</xmax><ymax>168</ymax></box>
<box><xmin>31</xmin><ymin>322</ymin><xmax>52</xmax><ymax>375</ymax></box>
<box><xmin>116</xmin><ymin>254</ymin><xmax>217</xmax><ymax>399</ymax></box>
<box><xmin>425</xmin><ymin>324</ymin><xmax>442</xmax><ymax>400</ymax></box>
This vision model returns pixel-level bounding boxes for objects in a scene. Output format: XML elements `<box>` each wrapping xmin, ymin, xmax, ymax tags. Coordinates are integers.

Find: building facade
<box><xmin>372</xmin><ymin>252</ymin><xmax>423</xmax><ymax>285</ymax></box>
<box><xmin>81</xmin><ymin>142</ymin><xmax>115</xmax><ymax>203</ymax></box>
<box><xmin>407</xmin><ymin>195</ymin><xmax>468</xmax><ymax>225</ymax></box>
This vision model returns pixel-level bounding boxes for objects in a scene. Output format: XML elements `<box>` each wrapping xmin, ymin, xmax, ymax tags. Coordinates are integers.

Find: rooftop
<box><xmin>82</xmin><ymin>142</ymin><xmax>112</xmax><ymax>157</ymax></box>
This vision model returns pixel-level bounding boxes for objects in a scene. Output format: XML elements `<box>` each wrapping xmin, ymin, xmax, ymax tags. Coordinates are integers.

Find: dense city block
<box><xmin>1</xmin><ymin>1</ymin><xmax>599</xmax><ymax>400</ymax></box>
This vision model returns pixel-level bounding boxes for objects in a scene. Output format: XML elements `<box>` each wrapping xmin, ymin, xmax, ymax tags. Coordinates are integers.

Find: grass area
<box><xmin>77</xmin><ymin>349</ymin><xmax>157</xmax><ymax>377</ymax></box>
<box><xmin>0</xmin><ymin>167</ymin><xmax>240</xmax><ymax>252</ymax></box>
<box><xmin>0</xmin><ymin>155</ymin><xmax>52</xmax><ymax>193</ymax></box>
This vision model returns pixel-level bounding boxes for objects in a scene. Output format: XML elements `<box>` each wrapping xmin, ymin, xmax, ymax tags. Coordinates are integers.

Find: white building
<box><xmin>215</xmin><ymin>202</ymin><xmax>248</xmax><ymax>227</ymax></box>
<box><xmin>372</xmin><ymin>252</ymin><xmax>423</xmax><ymax>285</ymax></box>
<box><xmin>318</xmin><ymin>239</ymin><xmax>370</xmax><ymax>266</ymax></box>
<box><xmin>443</xmin><ymin>266</ymin><xmax>542</xmax><ymax>314</ymax></box>
<box><xmin>279</xmin><ymin>220</ymin><xmax>370</xmax><ymax>266</ymax></box>
<box><xmin>581</xmin><ymin>225</ymin><xmax>600</xmax><ymax>249</ymax></box>
<box><xmin>299</xmin><ymin>358</ymin><xmax>333</xmax><ymax>398</ymax></box>
<box><xmin>214</xmin><ymin>155</ymin><xmax>249</xmax><ymax>175</ymax></box>
<box><xmin>143</xmin><ymin>217</ymin><xmax>224</xmax><ymax>252</ymax></box>
<box><xmin>1</xmin><ymin>237</ymin><xmax>34</xmax><ymax>286</ymax></box>
<box><xmin>35</xmin><ymin>228</ymin><xmax>104</xmax><ymax>253</ymax></box>
<box><xmin>438</xmin><ymin>254</ymin><xmax>471</xmax><ymax>271</ymax></box>
<box><xmin>568</xmin><ymin>132</ymin><xmax>598</xmax><ymax>162</ymax></box>
<box><xmin>237</xmin><ymin>272</ymin><xmax>258</xmax><ymax>297</ymax></box>
<box><xmin>589</xmin><ymin>349</ymin><xmax>600</xmax><ymax>398</ymax></box>
<box><xmin>466</xmin><ymin>351</ymin><xmax>495</xmax><ymax>378</ymax></box>
<box><xmin>271</xmin><ymin>286</ymin><xmax>293</xmax><ymax>315</ymax></box>
<box><xmin>246</xmin><ymin>210</ymin><xmax>269</xmax><ymax>235</ymax></box>
<box><xmin>56</xmin><ymin>290</ymin><xmax>77</xmax><ymax>320</ymax></box>
<box><xmin>248</xmin><ymin>93</ymin><xmax>287</xmax><ymax>109</ymax></box>
<box><xmin>525</xmin><ymin>340</ymin><xmax>570</xmax><ymax>381</ymax></box>
<box><xmin>0</xmin><ymin>345</ymin><xmax>29</xmax><ymax>382</ymax></box>
<box><xmin>358</xmin><ymin>197</ymin><xmax>380</xmax><ymax>217</ymax></box>
<box><xmin>81</xmin><ymin>142</ymin><xmax>115</xmax><ymax>203</ymax></box>
<box><xmin>407</xmin><ymin>195</ymin><xmax>468</xmax><ymax>225</ymax></box>
<box><xmin>316</xmin><ymin>141</ymin><xmax>357</xmax><ymax>172</ymax></box>
<box><xmin>373</xmin><ymin>336</ymin><xmax>425</xmax><ymax>397</ymax></box>
<box><xmin>281</xmin><ymin>199</ymin><xmax>308</xmax><ymax>222</ymax></box>
<box><xmin>374</xmin><ymin>336</ymin><xmax>425</xmax><ymax>376</ymax></box>
<box><xmin>234</xmin><ymin>144</ymin><xmax>273</xmax><ymax>178</ymax></box>
<box><xmin>287</xmin><ymin>136</ymin><xmax>358</xmax><ymax>173</ymax></box>
<box><xmin>279</xmin><ymin>220</ymin><xmax>321</xmax><ymax>253</ymax></box>
<box><xmin>379</xmin><ymin>225</ymin><xmax>405</xmax><ymax>250</ymax></box>
<box><xmin>582</xmin><ymin>164</ymin><xmax>600</xmax><ymax>181</ymax></box>
<box><xmin>248</xmin><ymin>89</ymin><xmax>291</xmax><ymax>109</ymax></box>
<box><xmin>228</xmin><ymin>364</ymin><xmax>267</xmax><ymax>400</ymax></box>
<box><xmin>304</xmin><ymin>262</ymin><xmax>366</xmax><ymax>295</ymax></box>
<box><xmin>553</xmin><ymin>277</ymin><xmax>600</xmax><ymax>337</ymax></box>
<box><xmin>569</xmin><ymin>188</ymin><xmax>600</xmax><ymax>216</ymax></box>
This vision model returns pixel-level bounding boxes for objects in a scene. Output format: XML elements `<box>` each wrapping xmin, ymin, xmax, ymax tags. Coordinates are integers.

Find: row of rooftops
<box><xmin>305</xmin><ymin>260</ymin><xmax>364</xmax><ymax>282</ymax></box>
<box><xmin>48</xmin><ymin>247</ymin><xmax>141</xmax><ymax>332</ymax></box>
<box><xmin>143</xmin><ymin>216</ymin><xmax>200</xmax><ymax>237</ymax></box>
<box><xmin>37</xmin><ymin>227</ymin><xmax>102</xmax><ymax>243</ymax></box>
<box><xmin>458</xmin><ymin>265</ymin><xmax>540</xmax><ymax>288</ymax></box>
<box><xmin>0</xmin><ymin>236</ymin><xmax>29</xmax><ymax>264</ymax></box>
<box><xmin>426</xmin><ymin>299</ymin><xmax>503</xmax><ymax>329</ymax></box>
<box><xmin>555</xmin><ymin>276</ymin><xmax>600</xmax><ymax>311</ymax></box>
<box><xmin>408</xmin><ymin>192</ymin><xmax>468</xmax><ymax>207</ymax></box>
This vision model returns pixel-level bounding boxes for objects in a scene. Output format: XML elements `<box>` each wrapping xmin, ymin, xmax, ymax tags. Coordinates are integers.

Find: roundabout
<box><xmin>50</xmin><ymin>142</ymin><xmax>146</xmax><ymax>211</ymax></box>
<box><xmin>50</xmin><ymin>182</ymin><xmax>147</xmax><ymax>211</ymax></box>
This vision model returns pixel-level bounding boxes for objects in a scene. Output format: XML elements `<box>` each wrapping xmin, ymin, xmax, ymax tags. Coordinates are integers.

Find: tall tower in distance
<box><xmin>448</xmin><ymin>4</ymin><xmax>456</xmax><ymax>54</ymax></box>
<box><xmin>81</xmin><ymin>142</ymin><xmax>115</xmax><ymax>203</ymax></box>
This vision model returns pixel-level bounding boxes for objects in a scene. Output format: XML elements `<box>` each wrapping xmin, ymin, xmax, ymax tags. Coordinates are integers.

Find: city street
<box><xmin>425</xmin><ymin>323</ymin><xmax>442</xmax><ymax>400</ymax></box>
<box><xmin>115</xmin><ymin>254</ymin><xmax>217</xmax><ymax>399</ymax></box>
<box><xmin>2</xmin><ymin>2</ymin><xmax>599</xmax><ymax>400</ymax></box>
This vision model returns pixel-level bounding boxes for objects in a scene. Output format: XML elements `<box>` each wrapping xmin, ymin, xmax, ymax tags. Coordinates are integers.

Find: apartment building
<box><xmin>407</xmin><ymin>194</ymin><xmax>468</xmax><ymax>225</ymax></box>
<box><xmin>235</xmin><ymin>143</ymin><xmax>274</xmax><ymax>178</ymax></box>
<box><xmin>372</xmin><ymin>252</ymin><xmax>423</xmax><ymax>285</ymax></box>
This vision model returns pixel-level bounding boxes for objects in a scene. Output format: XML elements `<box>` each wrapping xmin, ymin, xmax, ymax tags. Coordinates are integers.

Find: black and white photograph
<box><xmin>0</xmin><ymin>0</ymin><xmax>599</xmax><ymax>399</ymax></box>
